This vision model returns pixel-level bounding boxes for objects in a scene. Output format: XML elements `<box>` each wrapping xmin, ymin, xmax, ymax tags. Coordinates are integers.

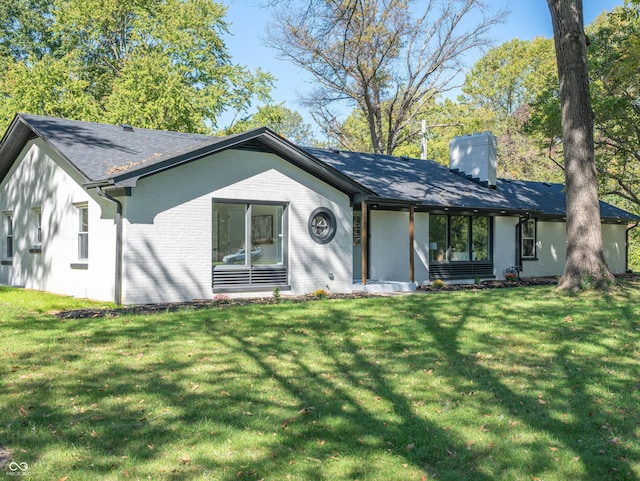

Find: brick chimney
<box><xmin>449</xmin><ymin>132</ymin><xmax>497</xmax><ymax>188</ymax></box>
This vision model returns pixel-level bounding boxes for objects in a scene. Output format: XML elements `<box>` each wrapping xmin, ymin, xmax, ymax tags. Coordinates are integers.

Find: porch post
<box><xmin>361</xmin><ymin>200</ymin><xmax>368</xmax><ymax>285</ymax></box>
<box><xmin>409</xmin><ymin>204</ymin><xmax>415</xmax><ymax>283</ymax></box>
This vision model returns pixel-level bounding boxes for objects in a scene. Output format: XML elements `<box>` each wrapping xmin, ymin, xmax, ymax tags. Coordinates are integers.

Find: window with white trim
<box><xmin>521</xmin><ymin>218</ymin><xmax>536</xmax><ymax>259</ymax></box>
<box><xmin>3</xmin><ymin>212</ymin><xmax>13</xmax><ymax>259</ymax></box>
<box><xmin>31</xmin><ymin>207</ymin><xmax>42</xmax><ymax>248</ymax></box>
<box><xmin>77</xmin><ymin>205</ymin><xmax>89</xmax><ymax>259</ymax></box>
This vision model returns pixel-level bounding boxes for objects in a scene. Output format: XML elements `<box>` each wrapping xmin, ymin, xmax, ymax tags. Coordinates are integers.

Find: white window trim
<box><xmin>3</xmin><ymin>211</ymin><xmax>13</xmax><ymax>260</ymax></box>
<box><xmin>31</xmin><ymin>207</ymin><xmax>42</xmax><ymax>249</ymax></box>
<box><xmin>76</xmin><ymin>203</ymin><xmax>89</xmax><ymax>261</ymax></box>
<box><xmin>521</xmin><ymin>218</ymin><xmax>537</xmax><ymax>259</ymax></box>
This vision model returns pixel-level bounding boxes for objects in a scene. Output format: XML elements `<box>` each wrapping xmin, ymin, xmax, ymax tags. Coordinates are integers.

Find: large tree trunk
<box><xmin>547</xmin><ymin>0</ymin><xmax>614</xmax><ymax>289</ymax></box>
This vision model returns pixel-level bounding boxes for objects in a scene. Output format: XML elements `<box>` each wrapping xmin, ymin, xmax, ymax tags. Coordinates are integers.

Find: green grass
<box><xmin>1</xmin><ymin>283</ymin><xmax>639</xmax><ymax>481</ymax></box>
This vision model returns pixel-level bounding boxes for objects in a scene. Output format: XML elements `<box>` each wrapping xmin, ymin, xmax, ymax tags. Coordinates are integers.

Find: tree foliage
<box><xmin>588</xmin><ymin>3</ymin><xmax>640</xmax><ymax>208</ymax></box>
<box><xmin>462</xmin><ymin>38</ymin><xmax>557</xmax><ymax>119</ymax></box>
<box><xmin>266</xmin><ymin>0</ymin><xmax>507</xmax><ymax>155</ymax></box>
<box><xmin>460</xmin><ymin>37</ymin><xmax>564</xmax><ymax>182</ymax></box>
<box><xmin>0</xmin><ymin>0</ymin><xmax>274</xmax><ymax>133</ymax></box>
<box><xmin>0</xmin><ymin>0</ymin><xmax>56</xmax><ymax>63</ymax></box>
<box><xmin>517</xmin><ymin>3</ymin><xmax>640</xmax><ymax>214</ymax></box>
<box><xmin>220</xmin><ymin>103</ymin><xmax>317</xmax><ymax>146</ymax></box>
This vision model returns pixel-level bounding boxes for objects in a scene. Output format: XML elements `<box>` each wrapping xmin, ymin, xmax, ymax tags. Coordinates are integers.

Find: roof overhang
<box><xmin>0</xmin><ymin>113</ymin><xmax>92</xmax><ymax>185</ymax></box>
<box><xmin>0</xmin><ymin>115</ymin><xmax>37</xmax><ymax>184</ymax></box>
<box><xmin>98</xmin><ymin>127</ymin><xmax>373</xmax><ymax>202</ymax></box>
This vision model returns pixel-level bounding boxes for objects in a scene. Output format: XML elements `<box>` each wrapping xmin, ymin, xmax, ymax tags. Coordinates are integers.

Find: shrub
<box><xmin>312</xmin><ymin>289</ymin><xmax>328</xmax><ymax>299</ymax></box>
<box><xmin>272</xmin><ymin>286</ymin><xmax>281</xmax><ymax>303</ymax></box>
<box><xmin>431</xmin><ymin>279</ymin><xmax>445</xmax><ymax>290</ymax></box>
<box><xmin>212</xmin><ymin>294</ymin><xmax>230</xmax><ymax>304</ymax></box>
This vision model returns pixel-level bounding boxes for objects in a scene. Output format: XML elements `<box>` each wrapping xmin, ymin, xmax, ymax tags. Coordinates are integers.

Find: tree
<box><xmin>519</xmin><ymin>4</ymin><xmax>640</xmax><ymax>213</ymax></box>
<box><xmin>220</xmin><ymin>104</ymin><xmax>317</xmax><ymax>146</ymax></box>
<box><xmin>588</xmin><ymin>4</ymin><xmax>640</xmax><ymax>209</ymax></box>
<box><xmin>547</xmin><ymin>0</ymin><xmax>613</xmax><ymax>289</ymax></box>
<box><xmin>461</xmin><ymin>37</ymin><xmax>564</xmax><ymax>182</ymax></box>
<box><xmin>0</xmin><ymin>53</ymin><xmax>101</xmax><ymax>121</ymax></box>
<box><xmin>0</xmin><ymin>0</ymin><xmax>56</xmax><ymax>63</ymax></box>
<box><xmin>266</xmin><ymin>0</ymin><xmax>507</xmax><ymax>155</ymax></box>
<box><xmin>462</xmin><ymin>38</ymin><xmax>557</xmax><ymax>119</ymax></box>
<box><xmin>0</xmin><ymin>0</ymin><xmax>274</xmax><ymax>133</ymax></box>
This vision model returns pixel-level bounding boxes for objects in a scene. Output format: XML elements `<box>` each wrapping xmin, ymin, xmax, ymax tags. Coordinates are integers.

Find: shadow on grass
<box><xmin>406</xmin><ymin>286</ymin><xmax>639</xmax><ymax>480</ymax></box>
<box><xmin>1</xmin><ymin>286</ymin><xmax>638</xmax><ymax>480</ymax></box>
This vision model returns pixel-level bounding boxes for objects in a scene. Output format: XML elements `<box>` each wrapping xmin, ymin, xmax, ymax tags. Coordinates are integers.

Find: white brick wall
<box><xmin>1</xmin><ymin>138</ymin><xmax>631</xmax><ymax>304</ymax></box>
<box><xmin>0</xmin><ymin>140</ymin><xmax>116</xmax><ymax>301</ymax></box>
<box><xmin>602</xmin><ymin>224</ymin><xmax>627</xmax><ymax>273</ymax></box>
<box><xmin>368</xmin><ymin>209</ymin><xmax>430</xmax><ymax>285</ymax></box>
<box><xmin>121</xmin><ymin>149</ymin><xmax>353</xmax><ymax>304</ymax></box>
<box><xmin>495</xmin><ymin>217</ymin><xmax>628</xmax><ymax>279</ymax></box>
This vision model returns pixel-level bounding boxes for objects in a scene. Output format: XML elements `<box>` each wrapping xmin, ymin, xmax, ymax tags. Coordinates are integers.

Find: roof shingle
<box><xmin>3</xmin><ymin>114</ymin><xmax>637</xmax><ymax>222</ymax></box>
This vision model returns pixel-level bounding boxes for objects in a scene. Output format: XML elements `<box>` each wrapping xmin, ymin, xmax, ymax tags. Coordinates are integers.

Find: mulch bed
<box><xmin>54</xmin><ymin>292</ymin><xmax>372</xmax><ymax>320</ymax></box>
<box><xmin>54</xmin><ymin>274</ymin><xmax>640</xmax><ymax>320</ymax></box>
<box><xmin>419</xmin><ymin>276</ymin><xmax>557</xmax><ymax>292</ymax></box>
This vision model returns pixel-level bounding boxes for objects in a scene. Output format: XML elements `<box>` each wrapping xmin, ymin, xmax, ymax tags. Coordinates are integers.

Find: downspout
<box><xmin>626</xmin><ymin>222</ymin><xmax>638</xmax><ymax>273</ymax></box>
<box><xmin>97</xmin><ymin>187</ymin><xmax>123</xmax><ymax>305</ymax></box>
<box><xmin>361</xmin><ymin>200</ymin><xmax>368</xmax><ymax>285</ymax></box>
<box><xmin>409</xmin><ymin>204</ymin><xmax>415</xmax><ymax>284</ymax></box>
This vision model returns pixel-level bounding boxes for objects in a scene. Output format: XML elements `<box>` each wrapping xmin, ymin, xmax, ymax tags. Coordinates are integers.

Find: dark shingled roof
<box><xmin>304</xmin><ymin>147</ymin><xmax>639</xmax><ymax>222</ymax></box>
<box><xmin>0</xmin><ymin>113</ymin><xmax>366</xmax><ymax>195</ymax></box>
<box><xmin>15</xmin><ymin>113</ymin><xmax>221</xmax><ymax>182</ymax></box>
<box><xmin>304</xmin><ymin>147</ymin><xmax>520</xmax><ymax>212</ymax></box>
<box><xmin>1</xmin><ymin>114</ymin><xmax>637</xmax><ymax>222</ymax></box>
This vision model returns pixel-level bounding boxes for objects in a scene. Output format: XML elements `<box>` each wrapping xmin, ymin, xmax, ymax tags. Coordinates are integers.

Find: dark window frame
<box><xmin>428</xmin><ymin>214</ymin><xmax>494</xmax><ymax>280</ymax></box>
<box><xmin>429</xmin><ymin>214</ymin><xmax>493</xmax><ymax>263</ymax></box>
<box><xmin>212</xmin><ymin>199</ymin><xmax>289</xmax><ymax>291</ymax></box>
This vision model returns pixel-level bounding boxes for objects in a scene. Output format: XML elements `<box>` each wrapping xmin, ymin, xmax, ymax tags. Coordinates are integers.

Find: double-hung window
<box><xmin>30</xmin><ymin>207</ymin><xmax>42</xmax><ymax>252</ymax></box>
<box><xmin>77</xmin><ymin>204</ymin><xmax>89</xmax><ymax>260</ymax></box>
<box><xmin>3</xmin><ymin>212</ymin><xmax>13</xmax><ymax>260</ymax></box>
<box><xmin>521</xmin><ymin>218</ymin><xmax>536</xmax><ymax>259</ymax></box>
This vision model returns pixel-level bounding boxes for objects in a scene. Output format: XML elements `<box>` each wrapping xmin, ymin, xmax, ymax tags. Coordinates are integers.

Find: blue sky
<box><xmin>219</xmin><ymin>0</ymin><xmax>625</xmax><ymax>129</ymax></box>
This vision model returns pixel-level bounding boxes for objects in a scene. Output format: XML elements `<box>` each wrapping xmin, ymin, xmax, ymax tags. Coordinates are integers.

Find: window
<box><xmin>77</xmin><ymin>205</ymin><xmax>89</xmax><ymax>259</ymax></box>
<box><xmin>428</xmin><ymin>214</ymin><xmax>494</xmax><ymax>279</ymax></box>
<box><xmin>472</xmin><ymin>216</ymin><xmax>490</xmax><ymax>261</ymax></box>
<box><xmin>429</xmin><ymin>214</ymin><xmax>447</xmax><ymax>261</ymax></box>
<box><xmin>3</xmin><ymin>212</ymin><xmax>13</xmax><ymax>259</ymax></box>
<box><xmin>429</xmin><ymin>214</ymin><xmax>493</xmax><ymax>262</ymax></box>
<box><xmin>449</xmin><ymin>215</ymin><xmax>470</xmax><ymax>261</ymax></box>
<box><xmin>308</xmin><ymin>207</ymin><xmax>337</xmax><ymax>244</ymax></box>
<box><xmin>212</xmin><ymin>201</ymin><xmax>287</xmax><ymax>289</ymax></box>
<box><xmin>31</xmin><ymin>207</ymin><xmax>42</xmax><ymax>248</ymax></box>
<box><xmin>353</xmin><ymin>212</ymin><xmax>361</xmax><ymax>247</ymax></box>
<box><xmin>521</xmin><ymin>218</ymin><xmax>536</xmax><ymax>259</ymax></box>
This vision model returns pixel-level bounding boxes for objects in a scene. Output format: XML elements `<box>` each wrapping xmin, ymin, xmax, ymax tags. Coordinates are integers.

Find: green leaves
<box><xmin>0</xmin><ymin>0</ymin><xmax>274</xmax><ymax>133</ymax></box>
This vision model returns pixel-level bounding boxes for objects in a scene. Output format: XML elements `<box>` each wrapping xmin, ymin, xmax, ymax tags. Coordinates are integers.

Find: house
<box><xmin>0</xmin><ymin>113</ymin><xmax>637</xmax><ymax>304</ymax></box>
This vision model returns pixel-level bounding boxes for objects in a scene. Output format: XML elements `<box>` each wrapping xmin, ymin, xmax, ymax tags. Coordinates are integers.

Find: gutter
<box><xmin>97</xmin><ymin>187</ymin><xmax>123</xmax><ymax>305</ymax></box>
<box><xmin>626</xmin><ymin>222</ymin><xmax>639</xmax><ymax>273</ymax></box>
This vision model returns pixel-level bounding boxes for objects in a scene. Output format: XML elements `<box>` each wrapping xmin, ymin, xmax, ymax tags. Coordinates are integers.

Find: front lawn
<box><xmin>1</xmin><ymin>283</ymin><xmax>639</xmax><ymax>480</ymax></box>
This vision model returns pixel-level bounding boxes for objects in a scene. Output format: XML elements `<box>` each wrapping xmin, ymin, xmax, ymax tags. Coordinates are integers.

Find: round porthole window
<box><xmin>308</xmin><ymin>207</ymin><xmax>337</xmax><ymax>244</ymax></box>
